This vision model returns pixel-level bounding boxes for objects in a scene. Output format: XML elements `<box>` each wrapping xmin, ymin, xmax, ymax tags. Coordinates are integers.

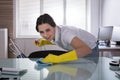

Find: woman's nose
<box><xmin>44</xmin><ymin>32</ymin><xmax>49</xmax><ymax>38</ymax></box>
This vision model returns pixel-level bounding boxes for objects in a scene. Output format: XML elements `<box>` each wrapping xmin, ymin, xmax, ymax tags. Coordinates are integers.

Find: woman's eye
<box><xmin>46</xmin><ymin>29</ymin><xmax>50</xmax><ymax>32</ymax></box>
<box><xmin>39</xmin><ymin>31</ymin><xmax>44</xmax><ymax>34</ymax></box>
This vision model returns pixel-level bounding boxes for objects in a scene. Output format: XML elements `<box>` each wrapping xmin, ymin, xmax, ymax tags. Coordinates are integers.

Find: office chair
<box><xmin>28</xmin><ymin>50</ymin><xmax>67</xmax><ymax>58</ymax></box>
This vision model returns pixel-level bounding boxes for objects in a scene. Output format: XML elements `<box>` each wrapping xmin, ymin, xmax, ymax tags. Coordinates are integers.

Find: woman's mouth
<box><xmin>45</xmin><ymin>36</ymin><xmax>51</xmax><ymax>41</ymax></box>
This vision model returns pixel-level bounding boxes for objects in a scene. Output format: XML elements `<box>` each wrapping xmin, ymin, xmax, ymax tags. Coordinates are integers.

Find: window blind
<box><xmin>15</xmin><ymin>0</ymin><xmax>86</xmax><ymax>38</ymax></box>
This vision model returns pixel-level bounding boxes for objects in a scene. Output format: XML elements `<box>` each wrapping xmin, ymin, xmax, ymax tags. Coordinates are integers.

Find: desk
<box><xmin>99</xmin><ymin>45</ymin><xmax>120</xmax><ymax>57</ymax></box>
<box><xmin>0</xmin><ymin>57</ymin><xmax>119</xmax><ymax>80</ymax></box>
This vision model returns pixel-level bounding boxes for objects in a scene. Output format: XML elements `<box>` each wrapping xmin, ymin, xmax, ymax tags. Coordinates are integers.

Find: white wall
<box><xmin>101</xmin><ymin>0</ymin><xmax>120</xmax><ymax>26</ymax></box>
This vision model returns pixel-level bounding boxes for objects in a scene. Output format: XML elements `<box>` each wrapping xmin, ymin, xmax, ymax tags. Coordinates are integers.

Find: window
<box><xmin>15</xmin><ymin>0</ymin><xmax>87</xmax><ymax>38</ymax></box>
<box><xmin>66</xmin><ymin>0</ymin><xmax>86</xmax><ymax>28</ymax></box>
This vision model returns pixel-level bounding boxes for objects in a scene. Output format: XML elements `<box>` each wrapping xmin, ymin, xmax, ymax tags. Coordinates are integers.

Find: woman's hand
<box><xmin>34</xmin><ymin>39</ymin><xmax>53</xmax><ymax>47</ymax></box>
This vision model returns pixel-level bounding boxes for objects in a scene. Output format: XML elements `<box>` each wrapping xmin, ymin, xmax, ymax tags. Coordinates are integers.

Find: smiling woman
<box><xmin>34</xmin><ymin>13</ymin><xmax>98</xmax><ymax>63</ymax></box>
<box><xmin>37</xmin><ymin>24</ymin><xmax>55</xmax><ymax>41</ymax></box>
<box><xmin>36</xmin><ymin>14</ymin><xmax>56</xmax><ymax>41</ymax></box>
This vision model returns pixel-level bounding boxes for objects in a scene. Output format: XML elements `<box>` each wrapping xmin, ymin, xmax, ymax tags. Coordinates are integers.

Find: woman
<box><xmin>35</xmin><ymin>13</ymin><xmax>98</xmax><ymax>63</ymax></box>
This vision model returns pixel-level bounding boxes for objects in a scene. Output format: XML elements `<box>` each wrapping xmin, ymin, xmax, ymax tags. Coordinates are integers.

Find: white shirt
<box><xmin>53</xmin><ymin>25</ymin><xmax>97</xmax><ymax>51</ymax></box>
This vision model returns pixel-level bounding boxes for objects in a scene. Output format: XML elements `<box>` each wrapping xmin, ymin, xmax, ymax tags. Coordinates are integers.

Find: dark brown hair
<box><xmin>36</xmin><ymin>13</ymin><xmax>56</xmax><ymax>32</ymax></box>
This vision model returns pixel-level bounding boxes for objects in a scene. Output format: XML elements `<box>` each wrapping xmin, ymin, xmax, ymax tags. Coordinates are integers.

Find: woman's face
<box><xmin>38</xmin><ymin>23</ymin><xmax>55</xmax><ymax>41</ymax></box>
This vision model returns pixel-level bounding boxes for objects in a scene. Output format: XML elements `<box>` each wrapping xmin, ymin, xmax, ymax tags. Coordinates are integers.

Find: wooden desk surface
<box><xmin>99</xmin><ymin>44</ymin><xmax>120</xmax><ymax>57</ymax></box>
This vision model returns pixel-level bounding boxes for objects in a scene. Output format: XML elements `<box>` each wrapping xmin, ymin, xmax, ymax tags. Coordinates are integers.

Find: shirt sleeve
<box><xmin>61</xmin><ymin>29</ymin><xmax>76</xmax><ymax>44</ymax></box>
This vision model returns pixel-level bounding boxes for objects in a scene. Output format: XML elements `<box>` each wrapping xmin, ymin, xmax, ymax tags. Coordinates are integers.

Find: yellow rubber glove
<box><xmin>34</xmin><ymin>39</ymin><xmax>53</xmax><ymax>47</ymax></box>
<box><xmin>42</xmin><ymin>50</ymin><xmax>78</xmax><ymax>63</ymax></box>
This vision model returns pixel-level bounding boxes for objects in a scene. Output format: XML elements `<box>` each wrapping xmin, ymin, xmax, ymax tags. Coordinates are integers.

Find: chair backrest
<box><xmin>28</xmin><ymin>50</ymin><xmax>67</xmax><ymax>58</ymax></box>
